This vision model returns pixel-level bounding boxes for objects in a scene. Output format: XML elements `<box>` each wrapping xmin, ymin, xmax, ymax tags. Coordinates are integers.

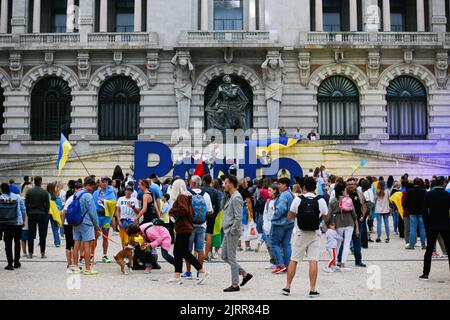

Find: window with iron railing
<box><xmin>214</xmin><ymin>0</ymin><xmax>243</xmax><ymax>30</ymax></box>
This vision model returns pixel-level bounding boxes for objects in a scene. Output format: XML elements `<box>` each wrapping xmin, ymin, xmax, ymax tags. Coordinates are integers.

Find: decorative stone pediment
<box><xmin>308</xmin><ymin>63</ymin><xmax>370</xmax><ymax>92</ymax></box>
<box><xmin>88</xmin><ymin>64</ymin><xmax>150</xmax><ymax>92</ymax></box>
<box><xmin>21</xmin><ymin>64</ymin><xmax>80</xmax><ymax>93</ymax></box>
<box><xmin>378</xmin><ymin>63</ymin><xmax>438</xmax><ymax>92</ymax></box>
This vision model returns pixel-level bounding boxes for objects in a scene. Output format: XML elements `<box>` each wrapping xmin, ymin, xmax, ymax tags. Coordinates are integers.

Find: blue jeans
<box><xmin>376</xmin><ymin>213</ymin><xmax>390</xmax><ymax>239</ymax></box>
<box><xmin>392</xmin><ymin>210</ymin><xmax>399</xmax><ymax>233</ymax></box>
<box><xmin>409</xmin><ymin>215</ymin><xmax>426</xmax><ymax>246</ymax></box>
<box><xmin>50</xmin><ymin>218</ymin><xmax>61</xmax><ymax>246</ymax></box>
<box><xmin>269</xmin><ymin>224</ymin><xmax>294</xmax><ymax>267</ymax></box>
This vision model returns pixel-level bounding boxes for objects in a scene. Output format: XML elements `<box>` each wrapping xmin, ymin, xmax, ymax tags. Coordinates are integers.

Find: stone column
<box><xmin>99</xmin><ymin>0</ymin><xmax>107</xmax><ymax>32</ymax></box>
<box><xmin>249</xmin><ymin>0</ymin><xmax>257</xmax><ymax>30</ymax></box>
<box><xmin>382</xmin><ymin>0</ymin><xmax>390</xmax><ymax>31</ymax></box>
<box><xmin>201</xmin><ymin>0</ymin><xmax>209</xmax><ymax>30</ymax></box>
<box><xmin>350</xmin><ymin>0</ymin><xmax>358</xmax><ymax>31</ymax></box>
<box><xmin>134</xmin><ymin>0</ymin><xmax>142</xmax><ymax>32</ymax></box>
<box><xmin>0</xmin><ymin>0</ymin><xmax>8</xmax><ymax>33</ymax></box>
<box><xmin>430</xmin><ymin>0</ymin><xmax>447</xmax><ymax>32</ymax></box>
<box><xmin>10</xmin><ymin>0</ymin><xmax>27</xmax><ymax>34</ymax></box>
<box><xmin>315</xmin><ymin>0</ymin><xmax>323</xmax><ymax>31</ymax></box>
<box><xmin>147</xmin><ymin>0</ymin><xmax>151</xmax><ymax>31</ymax></box>
<box><xmin>79</xmin><ymin>0</ymin><xmax>94</xmax><ymax>41</ymax></box>
<box><xmin>66</xmin><ymin>0</ymin><xmax>74</xmax><ymax>32</ymax></box>
<box><xmin>33</xmin><ymin>0</ymin><xmax>41</xmax><ymax>33</ymax></box>
<box><xmin>416</xmin><ymin>0</ymin><xmax>425</xmax><ymax>31</ymax></box>
<box><xmin>363</xmin><ymin>0</ymin><xmax>380</xmax><ymax>31</ymax></box>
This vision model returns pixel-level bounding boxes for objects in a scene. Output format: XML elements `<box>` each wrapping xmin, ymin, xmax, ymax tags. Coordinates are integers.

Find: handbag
<box><xmin>245</xmin><ymin>219</ymin><xmax>258</xmax><ymax>241</ymax></box>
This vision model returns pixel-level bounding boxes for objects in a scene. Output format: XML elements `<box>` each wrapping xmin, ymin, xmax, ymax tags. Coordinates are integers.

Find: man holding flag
<box><xmin>93</xmin><ymin>177</ymin><xmax>117</xmax><ymax>263</ymax></box>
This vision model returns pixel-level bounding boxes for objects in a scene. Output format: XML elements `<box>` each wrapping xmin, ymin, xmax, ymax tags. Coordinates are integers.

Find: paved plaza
<box><xmin>1</xmin><ymin>226</ymin><xmax>449</xmax><ymax>300</ymax></box>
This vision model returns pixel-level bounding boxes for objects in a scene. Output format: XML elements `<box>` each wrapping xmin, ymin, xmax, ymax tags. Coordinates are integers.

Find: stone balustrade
<box><xmin>301</xmin><ymin>31</ymin><xmax>442</xmax><ymax>48</ymax></box>
<box><xmin>179</xmin><ymin>30</ymin><xmax>278</xmax><ymax>47</ymax></box>
<box><xmin>0</xmin><ymin>32</ymin><xmax>159</xmax><ymax>49</ymax></box>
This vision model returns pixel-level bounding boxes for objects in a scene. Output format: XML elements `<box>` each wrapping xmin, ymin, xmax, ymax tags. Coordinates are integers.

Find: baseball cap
<box><xmin>125</xmin><ymin>185</ymin><xmax>134</xmax><ymax>191</ymax></box>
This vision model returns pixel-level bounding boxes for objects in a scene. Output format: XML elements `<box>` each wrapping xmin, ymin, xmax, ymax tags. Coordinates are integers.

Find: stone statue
<box><xmin>171</xmin><ymin>52</ymin><xmax>195</xmax><ymax>130</ymax></box>
<box><xmin>262</xmin><ymin>53</ymin><xmax>285</xmax><ymax>130</ymax></box>
<box><xmin>205</xmin><ymin>75</ymin><xmax>249</xmax><ymax>133</ymax></box>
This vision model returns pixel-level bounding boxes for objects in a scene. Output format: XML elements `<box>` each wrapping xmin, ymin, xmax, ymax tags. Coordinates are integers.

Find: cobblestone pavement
<box><xmin>0</xmin><ymin>228</ymin><xmax>449</xmax><ymax>300</ymax></box>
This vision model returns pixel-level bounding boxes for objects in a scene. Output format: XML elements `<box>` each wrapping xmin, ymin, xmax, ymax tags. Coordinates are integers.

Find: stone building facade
<box><xmin>0</xmin><ymin>0</ymin><xmax>449</xmax><ymax>180</ymax></box>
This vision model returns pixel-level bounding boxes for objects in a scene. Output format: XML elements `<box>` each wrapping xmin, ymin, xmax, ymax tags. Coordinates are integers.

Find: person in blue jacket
<box><xmin>93</xmin><ymin>177</ymin><xmax>117</xmax><ymax>263</ymax></box>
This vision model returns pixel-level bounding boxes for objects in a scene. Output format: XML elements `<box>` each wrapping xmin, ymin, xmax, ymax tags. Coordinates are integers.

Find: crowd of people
<box><xmin>0</xmin><ymin>164</ymin><xmax>449</xmax><ymax>296</ymax></box>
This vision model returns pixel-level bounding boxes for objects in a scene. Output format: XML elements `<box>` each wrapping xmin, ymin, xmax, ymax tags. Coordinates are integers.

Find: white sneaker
<box><xmin>323</xmin><ymin>267</ymin><xmax>335</xmax><ymax>273</ymax></box>
<box><xmin>212</xmin><ymin>252</ymin><xmax>218</xmax><ymax>259</ymax></box>
<box><xmin>197</xmin><ymin>271</ymin><xmax>210</xmax><ymax>285</ymax></box>
<box><xmin>167</xmin><ymin>277</ymin><xmax>182</xmax><ymax>285</ymax></box>
<box><xmin>265</xmin><ymin>264</ymin><xmax>276</xmax><ymax>270</ymax></box>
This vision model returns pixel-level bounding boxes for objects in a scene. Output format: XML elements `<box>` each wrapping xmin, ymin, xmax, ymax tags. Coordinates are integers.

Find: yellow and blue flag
<box><xmin>247</xmin><ymin>137</ymin><xmax>298</xmax><ymax>156</ymax></box>
<box><xmin>49</xmin><ymin>200</ymin><xmax>62</xmax><ymax>227</ymax></box>
<box><xmin>56</xmin><ymin>133</ymin><xmax>72</xmax><ymax>176</ymax></box>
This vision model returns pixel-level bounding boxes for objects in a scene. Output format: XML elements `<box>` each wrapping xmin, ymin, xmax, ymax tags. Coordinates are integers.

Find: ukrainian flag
<box><xmin>246</xmin><ymin>137</ymin><xmax>298</xmax><ymax>156</ymax></box>
<box><xmin>56</xmin><ymin>133</ymin><xmax>72</xmax><ymax>176</ymax></box>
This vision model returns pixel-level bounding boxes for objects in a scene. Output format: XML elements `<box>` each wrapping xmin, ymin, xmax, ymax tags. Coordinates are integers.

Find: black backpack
<box><xmin>0</xmin><ymin>199</ymin><xmax>19</xmax><ymax>226</ymax></box>
<box><xmin>297</xmin><ymin>195</ymin><xmax>321</xmax><ymax>231</ymax></box>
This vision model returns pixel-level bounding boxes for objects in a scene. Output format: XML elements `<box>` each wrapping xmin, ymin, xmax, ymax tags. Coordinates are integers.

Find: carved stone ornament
<box><xmin>9</xmin><ymin>52</ymin><xmax>22</xmax><ymax>88</ymax></box>
<box><xmin>44</xmin><ymin>51</ymin><xmax>54</xmax><ymax>65</ymax></box>
<box><xmin>298</xmin><ymin>51</ymin><xmax>310</xmax><ymax>87</ymax></box>
<box><xmin>77</xmin><ymin>52</ymin><xmax>90</xmax><ymax>88</ymax></box>
<box><xmin>334</xmin><ymin>50</ymin><xmax>345</xmax><ymax>64</ymax></box>
<box><xmin>146</xmin><ymin>51</ymin><xmax>159</xmax><ymax>86</ymax></box>
<box><xmin>403</xmin><ymin>50</ymin><xmax>414</xmax><ymax>64</ymax></box>
<box><xmin>367</xmin><ymin>51</ymin><xmax>381</xmax><ymax>88</ymax></box>
<box><xmin>113</xmin><ymin>51</ymin><xmax>123</xmax><ymax>65</ymax></box>
<box><xmin>435</xmin><ymin>51</ymin><xmax>448</xmax><ymax>89</ymax></box>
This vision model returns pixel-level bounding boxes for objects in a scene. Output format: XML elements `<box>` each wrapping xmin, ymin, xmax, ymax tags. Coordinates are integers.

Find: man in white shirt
<box><xmin>116</xmin><ymin>185</ymin><xmax>140</xmax><ymax>246</ymax></box>
<box><xmin>282</xmin><ymin>177</ymin><xmax>329</xmax><ymax>298</ymax></box>
<box><xmin>182</xmin><ymin>175</ymin><xmax>213</xmax><ymax>280</ymax></box>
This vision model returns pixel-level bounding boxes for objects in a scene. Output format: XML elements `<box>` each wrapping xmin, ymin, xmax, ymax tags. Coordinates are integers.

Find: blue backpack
<box><xmin>191</xmin><ymin>190</ymin><xmax>208</xmax><ymax>225</ymax></box>
<box><xmin>66</xmin><ymin>191</ymin><xmax>88</xmax><ymax>226</ymax></box>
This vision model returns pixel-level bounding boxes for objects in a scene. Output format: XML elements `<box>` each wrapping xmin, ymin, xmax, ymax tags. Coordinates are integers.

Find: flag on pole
<box><xmin>217</xmin><ymin>170</ymin><xmax>226</xmax><ymax>179</ymax></box>
<box><xmin>56</xmin><ymin>133</ymin><xmax>72</xmax><ymax>176</ymax></box>
<box><xmin>193</xmin><ymin>159</ymin><xmax>206</xmax><ymax>177</ymax></box>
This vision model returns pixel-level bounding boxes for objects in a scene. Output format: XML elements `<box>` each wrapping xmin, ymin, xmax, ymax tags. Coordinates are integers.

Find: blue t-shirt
<box><xmin>10</xmin><ymin>184</ymin><xmax>20</xmax><ymax>195</ymax></box>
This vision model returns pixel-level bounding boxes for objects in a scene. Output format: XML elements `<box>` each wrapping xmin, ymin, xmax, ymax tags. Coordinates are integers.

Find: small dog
<box><xmin>114</xmin><ymin>240</ymin><xmax>138</xmax><ymax>275</ymax></box>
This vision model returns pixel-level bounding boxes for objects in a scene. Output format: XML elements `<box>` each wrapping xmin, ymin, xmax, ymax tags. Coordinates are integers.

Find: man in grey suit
<box><xmin>221</xmin><ymin>175</ymin><xmax>253</xmax><ymax>292</ymax></box>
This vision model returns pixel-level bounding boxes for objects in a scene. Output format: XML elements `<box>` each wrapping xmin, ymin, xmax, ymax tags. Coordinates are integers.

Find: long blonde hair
<box><xmin>21</xmin><ymin>184</ymin><xmax>32</xmax><ymax>197</ymax></box>
<box><xmin>169</xmin><ymin>178</ymin><xmax>191</xmax><ymax>201</ymax></box>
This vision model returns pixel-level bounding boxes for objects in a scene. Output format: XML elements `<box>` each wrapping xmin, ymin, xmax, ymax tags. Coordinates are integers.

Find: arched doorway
<box><xmin>387</xmin><ymin>76</ymin><xmax>428</xmax><ymax>140</ymax></box>
<box><xmin>98</xmin><ymin>76</ymin><xmax>140</xmax><ymax>140</ymax></box>
<box><xmin>30</xmin><ymin>76</ymin><xmax>72</xmax><ymax>141</ymax></box>
<box><xmin>317</xmin><ymin>76</ymin><xmax>360</xmax><ymax>139</ymax></box>
<box><xmin>204</xmin><ymin>75</ymin><xmax>253</xmax><ymax>132</ymax></box>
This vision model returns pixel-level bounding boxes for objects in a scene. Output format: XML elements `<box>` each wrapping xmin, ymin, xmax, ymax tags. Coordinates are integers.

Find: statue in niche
<box><xmin>205</xmin><ymin>75</ymin><xmax>249</xmax><ymax>133</ymax></box>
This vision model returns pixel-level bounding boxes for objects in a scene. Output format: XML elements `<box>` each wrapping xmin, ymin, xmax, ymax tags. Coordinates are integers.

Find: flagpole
<box><xmin>71</xmin><ymin>147</ymin><xmax>91</xmax><ymax>177</ymax></box>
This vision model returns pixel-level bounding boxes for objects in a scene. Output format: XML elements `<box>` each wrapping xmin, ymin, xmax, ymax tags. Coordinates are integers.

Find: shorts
<box><xmin>63</xmin><ymin>225</ymin><xmax>74</xmax><ymax>250</ymax></box>
<box><xmin>291</xmin><ymin>231</ymin><xmax>321</xmax><ymax>262</ymax></box>
<box><xmin>206</xmin><ymin>214</ymin><xmax>216</xmax><ymax>235</ymax></box>
<box><xmin>72</xmin><ymin>223</ymin><xmax>95</xmax><ymax>242</ymax></box>
<box><xmin>188</xmin><ymin>226</ymin><xmax>206</xmax><ymax>252</ymax></box>
<box><xmin>21</xmin><ymin>230</ymin><xmax>29</xmax><ymax>241</ymax></box>
<box><xmin>98</xmin><ymin>216</ymin><xmax>111</xmax><ymax>231</ymax></box>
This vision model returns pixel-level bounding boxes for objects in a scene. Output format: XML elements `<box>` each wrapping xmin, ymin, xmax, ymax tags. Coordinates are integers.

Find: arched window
<box><xmin>387</xmin><ymin>76</ymin><xmax>427</xmax><ymax>140</ymax></box>
<box><xmin>30</xmin><ymin>77</ymin><xmax>72</xmax><ymax>141</ymax></box>
<box><xmin>98</xmin><ymin>76</ymin><xmax>140</xmax><ymax>140</ymax></box>
<box><xmin>0</xmin><ymin>87</ymin><xmax>4</xmax><ymax>136</ymax></box>
<box><xmin>318</xmin><ymin>76</ymin><xmax>360</xmax><ymax>140</ymax></box>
